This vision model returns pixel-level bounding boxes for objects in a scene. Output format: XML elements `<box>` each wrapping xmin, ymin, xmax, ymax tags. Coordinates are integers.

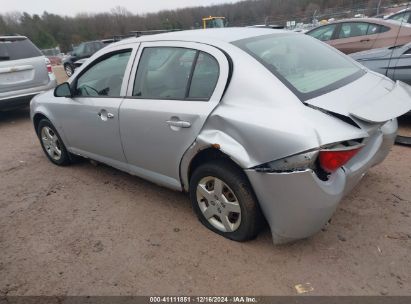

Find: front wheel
<box><xmin>37</xmin><ymin>119</ymin><xmax>71</xmax><ymax>166</ymax></box>
<box><xmin>189</xmin><ymin>159</ymin><xmax>263</xmax><ymax>241</ymax></box>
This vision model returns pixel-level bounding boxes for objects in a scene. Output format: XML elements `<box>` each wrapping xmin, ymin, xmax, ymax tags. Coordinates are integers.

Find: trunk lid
<box><xmin>305</xmin><ymin>72</ymin><xmax>411</xmax><ymax>123</ymax></box>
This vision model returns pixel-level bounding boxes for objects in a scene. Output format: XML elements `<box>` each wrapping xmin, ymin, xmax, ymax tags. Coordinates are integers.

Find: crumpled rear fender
<box><xmin>180</xmin><ymin>103</ymin><xmax>369</xmax><ymax>191</ymax></box>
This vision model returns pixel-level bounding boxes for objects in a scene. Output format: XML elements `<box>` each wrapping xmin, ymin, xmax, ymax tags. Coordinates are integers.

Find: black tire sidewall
<box><xmin>189</xmin><ymin>159</ymin><xmax>262</xmax><ymax>241</ymax></box>
<box><xmin>37</xmin><ymin>119</ymin><xmax>70</xmax><ymax>166</ymax></box>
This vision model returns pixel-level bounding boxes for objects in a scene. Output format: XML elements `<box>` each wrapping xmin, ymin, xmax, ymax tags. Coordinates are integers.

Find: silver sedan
<box><xmin>30</xmin><ymin>28</ymin><xmax>411</xmax><ymax>244</ymax></box>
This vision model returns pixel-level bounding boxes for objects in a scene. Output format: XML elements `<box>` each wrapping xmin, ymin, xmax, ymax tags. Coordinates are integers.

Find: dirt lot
<box><xmin>0</xmin><ymin>67</ymin><xmax>410</xmax><ymax>296</ymax></box>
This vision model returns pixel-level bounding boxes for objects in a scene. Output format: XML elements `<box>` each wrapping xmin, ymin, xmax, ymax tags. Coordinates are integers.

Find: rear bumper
<box><xmin>246</xmin><ymin>119</ymin><xmax>397</xmax><ymax>245</ymax></box>
<box><xmin>0</xmin><ymin>79</ymin><xmax>57</xmax><ymax>110</ymax></box>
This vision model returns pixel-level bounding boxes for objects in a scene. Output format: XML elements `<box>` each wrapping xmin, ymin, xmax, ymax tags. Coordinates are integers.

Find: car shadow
<box><xmin>69</xmin><ymin>159</ymin><xmax>277</xmax><ymax>248</ymax></box>
<box><xmin>0</xmin><ymin>107</ymin><xmax>31</xmax><ymax>126</ymax></box>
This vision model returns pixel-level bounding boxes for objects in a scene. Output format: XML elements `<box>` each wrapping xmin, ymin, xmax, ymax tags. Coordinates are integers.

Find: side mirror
<box><xmin>54</xmin><ymin>82</ymin><xmax>73</xmax><ymax>98</ymax></box>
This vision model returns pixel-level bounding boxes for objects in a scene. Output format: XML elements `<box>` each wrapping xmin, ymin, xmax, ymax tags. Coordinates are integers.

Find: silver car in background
<box><xmin>30</xmin><ymin>28</ymin><xmax>411</xmax><ymax>244</ymax></box>
<box><xmin>0</xmin><ymin>36</ymin><xmax>56</xmax><ymax>110</ymax></box>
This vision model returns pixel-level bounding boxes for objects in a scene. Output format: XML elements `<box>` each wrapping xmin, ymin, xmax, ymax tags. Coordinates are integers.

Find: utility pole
<box><xmin>377</xmin><ymin>0</ymin><xmax>382</xmax><ymax>15</ymax></box>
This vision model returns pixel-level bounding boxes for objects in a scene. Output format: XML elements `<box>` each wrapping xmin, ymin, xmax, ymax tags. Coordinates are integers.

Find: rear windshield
<box><xmin>0</xmin><ymin>38</ymin><xmax>42</xmax><ymax>61</ymax></box>
<box><xmin>233</xmin><ymin>34</ymin><xmax>364</xmax><ymax>100</ymax></box>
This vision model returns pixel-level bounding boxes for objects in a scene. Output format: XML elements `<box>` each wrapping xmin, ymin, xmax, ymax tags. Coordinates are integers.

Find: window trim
<box><xmin>71</xmin><ymin>48</ymin><xmax>133</xmax><ymax>99</ymax></box>
<box><xmin>185</xmin><ymin>51</ymin><xmax>200</xmax><ymax>98</ymax></box>
<box><xmin>128</xmin><ymin>45</ymin><xmax>221</xmax><ymax>102</ymax></box>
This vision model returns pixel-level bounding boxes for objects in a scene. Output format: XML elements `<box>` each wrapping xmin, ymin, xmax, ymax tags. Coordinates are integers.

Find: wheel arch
<box><xmin>32</xmin><ymin>110</ymin><xmax>70</xmax><ymax>148</ymax></box>
<box><xmin>180</xmin><ymin>135</ymin><xmax>252</xmax><ymax>193</ymax></box>
<box><xmin>33</xmin><ymin>112</ymin><xmax>50</xmax><ymax>135</ymax></box>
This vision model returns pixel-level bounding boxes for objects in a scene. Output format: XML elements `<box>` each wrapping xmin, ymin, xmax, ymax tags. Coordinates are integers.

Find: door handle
<box><xmin>360</xmin><ymin>39</ymin><xmax>370</xmax><ymax>42</ymax></box>
<box><xmin>166</xmin><ymin>120</ymin><xmax>191</xmax><ymax>128</ymax></box>
<box><xmin>98</xmin><ymin>109</ymin><xmax>114</xmax><ymax>121</ymax></box>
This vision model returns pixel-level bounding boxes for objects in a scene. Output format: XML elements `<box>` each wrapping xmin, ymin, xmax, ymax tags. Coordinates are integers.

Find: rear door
<box><xmin>0</xmin><ymin>37</ymin><xmax>49</xmax><ymax>93</ymax></box>
<box><xmin>332</xmin><ymin>22</ymin><xmax>379</xmax><ymax>54</ymax></box>
<box><xmin>119</xmin><ymin>41</ymin><xmax>230</xmax><ymax>189</ymax></box>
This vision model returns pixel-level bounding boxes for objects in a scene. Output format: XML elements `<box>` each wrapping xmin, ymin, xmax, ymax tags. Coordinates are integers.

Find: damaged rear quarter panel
<box><xmin>197</xmin><ymin>103</ymin><xmax>368</xmax><ymax>165</ymax></box>
<box><xmin>180</xmin><ymin>42</ymin><xmax>370</xmax><ymax>190</ymax></box>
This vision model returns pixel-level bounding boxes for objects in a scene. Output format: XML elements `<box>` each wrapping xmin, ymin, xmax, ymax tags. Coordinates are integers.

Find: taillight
<box><xmin>319</xmin><ymin>147</ymin><xmax>362</xmax><ymax>173</ymax></box>
<box><xmin>44</xmin><ymin>58</ymin><xmax>53</xmax><ymax>74</ymax></box>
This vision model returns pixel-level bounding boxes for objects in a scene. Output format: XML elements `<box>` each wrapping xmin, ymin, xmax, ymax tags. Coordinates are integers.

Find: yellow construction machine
<box><xmin>202</xmin><ymin>16</ymin><xmax>226</xmax><ymax>29</ymax></box>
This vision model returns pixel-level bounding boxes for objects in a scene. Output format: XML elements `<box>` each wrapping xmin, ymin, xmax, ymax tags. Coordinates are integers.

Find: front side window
<box><xmin>93</xmin><ymin>42</ymin><xmax>104</xmax><ymax>53</ymax></box>
<box><xmin>307</xmin><ymin>24</ymin><xmax>337</xmax><ymax>41</ymax></box>
<box><xmin>75</xmin><ymin>50</ymin><xmax>131</xmax><ymax>97</ymax></box>
<box><xmin>338</xmin><ymin>22</ymin><xmax>369</xmax><ymax>38</ymax></box>
<box><xmin>84</xmin><ymin>43</ymin><xmax>94</xmax><ymax>56</ymax></box>
<box><xmin>233</xmin><ymin>34</ymin><xmax>363</xmax><ymax>100</ymax></box>
<box><xmin>133</xmin><ymin>47</ymin><xmax>220</xmax><ymax>100</ymax></box>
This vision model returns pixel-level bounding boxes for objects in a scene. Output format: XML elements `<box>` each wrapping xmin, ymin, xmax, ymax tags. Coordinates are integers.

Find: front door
<box><xmin>119</xmin><ymin>42</ymin><xmax>230</xmax><ymax>189</ymax></box>
<box><xmin>59</xmin><ymin>46</ymin><xmax>136</xmax><ymax>165</ymax></box>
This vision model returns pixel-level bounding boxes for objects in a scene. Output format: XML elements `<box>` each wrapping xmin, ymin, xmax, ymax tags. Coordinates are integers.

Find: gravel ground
<box><xmin>0</xmin><ymin>67</ymin><xmax>410</xmax><ymax>296</ymax></box>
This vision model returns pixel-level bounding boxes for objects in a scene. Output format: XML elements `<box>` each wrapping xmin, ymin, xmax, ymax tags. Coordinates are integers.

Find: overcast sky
<box><xmin>3</xmin><ymin>0</ymin><xmax>243</xmax><ymax>16</ymax></box>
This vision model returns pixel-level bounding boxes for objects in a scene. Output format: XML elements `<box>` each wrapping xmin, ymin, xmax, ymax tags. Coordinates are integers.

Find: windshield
<box><xmin>233</xmin><ymin>33</ymin><xmax>364</xmax><ymax>100</ymax></box>
<box><xmin>207</xmin><ymin>18</ymin><xmax>225</xmax><ymax>28</ymax></box>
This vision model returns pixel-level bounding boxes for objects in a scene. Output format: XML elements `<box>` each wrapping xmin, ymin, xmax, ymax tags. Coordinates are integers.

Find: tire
<box><xmin>395</xmin><ymin>135</ymin><xmax>411</xmax><ymax>146</ymax></box>
<box><xmin>64</xmin><ymin>64</ymin><xmax>74</xmax><ymax>77</ymax></box>
<box><xmin>189</xmin><ymin>159</ymin><xmax>263</xmax><ymax>242</ymax></box>
<box><xmin>37</xmin><ymin>119</ymin><xmax>71</xmax><ymax>166</ymax></box>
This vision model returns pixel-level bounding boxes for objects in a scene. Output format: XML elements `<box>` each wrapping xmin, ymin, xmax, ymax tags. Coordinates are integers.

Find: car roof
<box><xmin>115</xmin><ymin>27</ymin><xmax>290</xmax><ymax>46</ymax></box>
<box><xmin>389</xmin><ymin>8</ymin><xmax>411</xmax><ymax>15</ymax></box>
<box><xmin>307</xmin><ymin>17</ymin><xmax>411</xmax><ymax>32</ymax></box>
<box><xmin>328</xmin><ymin>17</ymin><xmax>399</xmax><ymax>24</ymax></box>
<box><xmin>0</xmin><ymin>35</ymin><xmax>27</xmax><ymax>41</ymax></box>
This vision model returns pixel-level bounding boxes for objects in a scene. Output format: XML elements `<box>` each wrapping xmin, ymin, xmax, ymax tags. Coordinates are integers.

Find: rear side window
<box><xmin>0</xmin><ymin>38</ymin><xmax>42</xmax><ymax>61</ymax></box>
<box><xmin>233</xmin><ymin>34</ymin><xmax>364</xmax><ymax>101</ymax></box>
<box><xmin>188</xmin><ymin>52</ymin><xmax>219</xmax><ymax>99</ymax></box>
<box><xmin>133</xmin><ymin>47</ymin><xmax>220</xmax><ymax>101</ymax></box>
<box><xmin>367</xmin><ymin>23</ymin><xmax>380</xmax><ymax>35</ymax></box>
<box><xmin>338</xmin><ymin>22</ymin><xmax>369</xmax><ymax>38</ymax></box>
<box><xmin>379</xmin><ymin>25</ymin><xmax>390</xmax><ymax>33</ymax></box>
<box><xmin>307</xmin><ymin>24</ymin><xmax>337</xmax><ymax>41</ymax></box>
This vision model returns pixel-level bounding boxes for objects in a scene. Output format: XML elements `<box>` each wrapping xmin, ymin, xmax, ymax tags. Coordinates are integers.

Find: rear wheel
<box><xmin>37</xmin><ymin>119</ymin><xmax>71</xmax><ymax>166</ymax></box>
<box><xmin>189</xmin><ymin>159</ymin><xmax>263</xmax><ymax>241</ymax></box>
<box><xmin>64</xmin><ymin>64</ymin><xmax>74</xmax><ymax>77</ymax></box>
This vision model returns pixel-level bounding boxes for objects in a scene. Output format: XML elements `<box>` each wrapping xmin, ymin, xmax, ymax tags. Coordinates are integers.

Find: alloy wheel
<box><xmin>196</xmin><ymin>176</ymin><xmax>241</xmax><ymax>233</ymax></box>
<box><xmin>41</xmin><ymin>126</ymin><xmax>62</xmax><ymax>161</ymax></box>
